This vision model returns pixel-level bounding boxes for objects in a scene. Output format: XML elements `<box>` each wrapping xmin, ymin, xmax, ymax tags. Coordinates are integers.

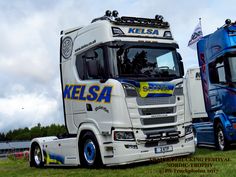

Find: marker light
<box><xmin>233</xmin><ymin>123</ymin><xmax>236</xmax><ymax>129</ymax></box>
<box><xmin>164</xmin><ymin>31</ymin><xmax>172</xmax><ymax>38</ymax></box>
<box><xmin>111</xmin><ymin>27</ymin><xmax>124</xmax><ymax>36</ymax></box>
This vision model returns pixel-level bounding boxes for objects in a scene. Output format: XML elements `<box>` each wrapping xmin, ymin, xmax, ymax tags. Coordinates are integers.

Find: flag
<box><xmin>188</xmin><ymin>20</ymin><xmax>203</xmax><ymax>49</ymax></box>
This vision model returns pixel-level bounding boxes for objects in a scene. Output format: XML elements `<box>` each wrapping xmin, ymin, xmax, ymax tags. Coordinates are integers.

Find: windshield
<box><xmin>112</xmin><ymin>46</ymin><xmax>180</xmax><ymax>81</ymax></box>
<box><xmin>228</xmin><ymin>56</ymin><xmax>236</xmax><ymax>82</ymax></box>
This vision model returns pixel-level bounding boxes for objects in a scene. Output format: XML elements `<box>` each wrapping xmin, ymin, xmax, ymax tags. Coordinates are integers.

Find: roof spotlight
<box><xmin>158</xmin><ymin>15</ymin><xmax>163</xmax><ymax>21</ymax></box>
<box><xmin>225</xmin><ymin>19</ymin><xmax>231</xmax><ymax>25</ymax></box>
<box><xmin>155</xmin><ymin>15</ymin><xmax>163</xmax><ymax>21</ymax></box>
<box><xmin>105</xmin><ymin>10</ymin><xmax>112</xmax><ymax>17</ymax></box>
<box><xmin>112</xmin><ymin>10</ymin><xmax>119</xmax><ymax>17</ymax></box>
<box><xmin>155</xmin><ymin>15</ymin><xmax>160</xmax><ymax>20</ymax></box>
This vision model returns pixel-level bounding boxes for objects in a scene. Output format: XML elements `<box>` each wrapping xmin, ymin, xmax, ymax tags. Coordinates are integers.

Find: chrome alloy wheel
<box><xmin>217</xmin><ymin>128</ymin><xmax>225</xmax><ymax>150</ymax></box>
<box><xmin>33</xmin><ymin>145</ymin><xmax>42</xmax><ymax>166</ymax></box>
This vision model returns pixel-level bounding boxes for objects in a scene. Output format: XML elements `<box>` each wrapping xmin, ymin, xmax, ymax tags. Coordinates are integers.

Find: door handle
<box><xmin>86</xmin><ymin>103</ymin><xmax>93</xmax><ymax>111</ymax></box>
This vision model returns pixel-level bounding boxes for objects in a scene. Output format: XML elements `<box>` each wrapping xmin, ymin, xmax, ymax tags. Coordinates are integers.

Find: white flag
<box><xmin>188</xmin><ymin>21</ymin><xmax>203</xmax><ymax>49</ymax></box>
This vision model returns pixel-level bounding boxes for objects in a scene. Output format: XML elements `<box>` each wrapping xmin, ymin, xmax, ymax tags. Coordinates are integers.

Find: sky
<box><xmin>0</xmin><ymin>0</ymin><xmax>236</xmax><ymax>132</ymax></box>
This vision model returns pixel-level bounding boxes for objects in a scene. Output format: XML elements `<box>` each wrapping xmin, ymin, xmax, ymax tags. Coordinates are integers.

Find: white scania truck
<box><xmin>30</xmin><ymin>11</ymin><xmax>195</xmax><ymax>167</ymax></box>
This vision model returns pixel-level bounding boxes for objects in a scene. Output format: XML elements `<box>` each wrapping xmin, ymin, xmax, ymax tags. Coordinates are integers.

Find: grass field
<box><xmin>1</xmin><ymin>148</ymin><xmax>236</xmax><ymax>177</ymax></box>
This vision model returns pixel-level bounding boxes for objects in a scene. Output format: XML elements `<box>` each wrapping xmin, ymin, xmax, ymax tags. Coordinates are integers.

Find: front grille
<box><xmin>139</xmin><ymin>107</ymin><xmax>175</xmax><ymax>115</ymax></box>
<box><xmin>142</xmin><ymin>126</ymin><xmax>177</xmax><ymax>135</ymax></box>
<box><xmin>137</xmin><ymin>96</ymin><xmax>176</xmax><ymax>106</ymax></box>
<box><xmin>145</xmin><ymin>139</ymin><xmax>179</xmax><ymax>147</ymax></box>
<box><xmin>141</xmin><ymin>116</ymin><xmax>176</xmax><ymax>125</ymax></box>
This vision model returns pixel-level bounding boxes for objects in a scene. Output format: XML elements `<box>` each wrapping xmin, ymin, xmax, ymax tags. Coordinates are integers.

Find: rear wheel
<box><xmin>30</xmin><ymin>143</ymin><xmax>44</xmax><ymax>168</ymax></box>
<box><xmin>215</xmin><ymin>123</ymin><xmax>229</xmax><ymax>151</ymax></box>
<box><xmin>79</xmin><ymin>132</ymin><xmax>103</xmax><ymax>168</ymax></box>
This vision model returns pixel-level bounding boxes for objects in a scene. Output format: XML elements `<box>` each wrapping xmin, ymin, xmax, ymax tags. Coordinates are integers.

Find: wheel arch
<box><xmin>30</xmin><ymin>141</ymin><xmax>45</xmax><ymax>167</ymax></box>
<box><xmin>213</xmin><ymin>117</ymin><xmax>222</xmax><ymax>131</ymax></box>
<box><xmin>30</xmin><ymin>136</ymin><xmax>57</xmax><ymax>166</ymax></box>
<box><xmin>77</xmin><ymin>123</ymin><xmax>105</xmax><ymax>164</ymax></box>
<box><xmin>30</xmin><ymin>141</ymin><xmax>43</xmax><ymax>162</ymax></box>
<box><xmin>213</xmin><ymin>112</ymin><xmax>229</xmax><ymax>132</ymax></box>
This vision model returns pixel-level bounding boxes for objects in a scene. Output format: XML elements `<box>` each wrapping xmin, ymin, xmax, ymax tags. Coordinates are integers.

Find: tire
<box><xmin>79</xmin><ymin>131</ymin><xmax>103</xmax><ymax>168</ymax></box>
<box><xmin>215</xmin><ymin>123</ymin><xmax>229</xmax><ymax>151</ymax></box>
<box><xmin>30</xmin><ymin>143</ymin><xmax>44</xmax><ymax>168</ymax></box>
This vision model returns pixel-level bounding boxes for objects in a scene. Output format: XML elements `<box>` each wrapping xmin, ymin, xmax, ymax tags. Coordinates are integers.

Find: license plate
<box><xmin>155</xmin><ymin>145</ymin><xmax>173</xmax><ymax>154</ymax></box>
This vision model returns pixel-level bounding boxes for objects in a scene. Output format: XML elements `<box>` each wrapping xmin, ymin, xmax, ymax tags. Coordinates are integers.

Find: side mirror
<box><xmin>177</xmin><ymin>53</ymin><xmax>184</xmax><ymax>77</ymax></box>
<box><xmin>179</xmin><ymin>61</ymin><xmax>184</xmax><ymax>77</ymax></box>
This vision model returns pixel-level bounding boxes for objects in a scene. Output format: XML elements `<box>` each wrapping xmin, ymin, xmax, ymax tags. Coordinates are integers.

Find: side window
<box><xmin>76</xmin><ymin>48</ymin><xmax>105</xmax><ymax>80</ymax></box>
<box><xmin>216</xmin><ymin>62</ymin><xmax>226</xmax><ymax>83</ymax></box>
<box><xmin>76</xmin><ymin>54</ymin><xmax>86</xmax><ymax>80</ymax></box>
<box><xmin>228</xmin><ymin>56</ymin><xmax>236</xmax><ymax>82</ymax></box>
<box><xmin>209</xmin><ymin>58</ymin><xmax>226</xmax><ymax>84</ymax></box>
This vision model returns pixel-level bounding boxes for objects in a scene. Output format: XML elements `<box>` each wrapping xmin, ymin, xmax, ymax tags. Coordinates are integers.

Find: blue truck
<box><xmin>193</xmin><ymin>19</ymin><xmax>236</xmax><ymax>150</ymax></box>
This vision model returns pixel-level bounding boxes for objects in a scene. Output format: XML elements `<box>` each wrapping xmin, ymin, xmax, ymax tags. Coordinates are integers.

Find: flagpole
<box><xmin>199</xmin><ymin>18</ymin><xmax>202</xmax><ymax>26</ymax></box>
<box><xmin>199</xmin><ymin>18</ymin><xmax>202</xmax><ymax>34</ymax></box>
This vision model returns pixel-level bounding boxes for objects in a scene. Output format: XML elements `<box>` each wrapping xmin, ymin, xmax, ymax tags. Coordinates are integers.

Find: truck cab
<box><xmin>193</xmin><ymin>20</ymin><xmax>236</xmax><ymax>150</ymax></box>
<box><xmin>30</xmin><ymin>11</ymin><xmax>195</xmax><ymax>167</ymax></box>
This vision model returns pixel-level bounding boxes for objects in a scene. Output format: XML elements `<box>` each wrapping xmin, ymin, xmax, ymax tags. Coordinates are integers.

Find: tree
<box><xmin>1</xmin><ymin>124</ymin><xmax>67</xmax><ymax>141</ymax></box>
<box><xmin>0</xmin><ymin>132</ymin><xmax>5</xmax><ymax>141</ymax></box>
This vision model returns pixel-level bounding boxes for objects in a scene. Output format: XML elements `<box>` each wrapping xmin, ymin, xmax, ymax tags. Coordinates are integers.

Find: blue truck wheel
<box><xmin>79</xmin><ymin>131</ymin><xmax>103</xmax><ymax>167</ymax></box>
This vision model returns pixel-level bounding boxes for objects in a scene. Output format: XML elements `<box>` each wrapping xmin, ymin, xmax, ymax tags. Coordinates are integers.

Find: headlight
<box><xmin>114</xmin><ymin>131</ymin><xmax>135</xmax><ymax>141</ymax></box>
<box><xmin>185</xmin><ymin>125</ymin><xmax>193</xmax><ymax>135</ymax></box>
<box><xmin>175</xmin><ymin>82</ymin><xmax>183</xmax><ymax>88</ymax></box>
<box><xmin>122</xmin><ymin>83</ymin><xmax>138</xmax><ymax>97</ymax></box>
<box><xmin>174</xmin><ymin>82</ymin><xmax>183</xmax><ymax>95</ymax></box>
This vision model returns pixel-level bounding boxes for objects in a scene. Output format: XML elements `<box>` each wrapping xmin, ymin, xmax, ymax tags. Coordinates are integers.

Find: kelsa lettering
<box><xmin>63</xmin><ymin>85</ymin><xmax>112</xmax><ymax>103</ymax></box>
<box><xmin>128</xmin><ymin>28</ymin><xmax>159</xmax><ymax>35</ymax></box>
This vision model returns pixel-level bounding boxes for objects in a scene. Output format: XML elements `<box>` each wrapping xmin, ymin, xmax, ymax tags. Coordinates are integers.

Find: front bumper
<box><xmin>103</xmin><ymin>133</ymin><xmax>195</xmax><ymax>165</ymax></box>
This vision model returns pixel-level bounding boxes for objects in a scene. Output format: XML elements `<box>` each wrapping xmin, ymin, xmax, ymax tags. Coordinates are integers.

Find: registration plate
<box><xmin>155</xmin><ymin>145</ymin><xmax>173</xmax><ymax>154</ymax></box>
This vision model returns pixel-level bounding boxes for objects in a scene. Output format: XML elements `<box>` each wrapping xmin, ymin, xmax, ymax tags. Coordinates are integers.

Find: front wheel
<box><xmin>79</xmin><ymin>132</ymin><xmax>103</xmax><ymax>168</ymax></box>
<box><xmin>215</xmin><ymin>123</ymin><xmax>229</xmax><ymax>151</ymax></box>
<box><xmin>30</xmin><ymin>143</ymin><xmax>44</xmax><ymax>168</ymax></box>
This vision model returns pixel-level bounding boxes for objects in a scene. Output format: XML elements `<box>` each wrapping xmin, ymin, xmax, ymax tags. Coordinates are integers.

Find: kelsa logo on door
<box><xmin>63</xmin><ymin>84</ymin><xmax>112</xmax><ymax>103</ymax></box>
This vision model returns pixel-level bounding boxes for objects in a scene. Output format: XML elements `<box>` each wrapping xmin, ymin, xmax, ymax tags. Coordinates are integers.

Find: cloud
<box><xmin>0</xmin><ymin>1</ymin><xmax>63</xmax><ymax>132</ymax></box>
<box><xmin>0</xmin><ymin>92</ymin><xmax>63</xmax><ymax>132</ymax></box>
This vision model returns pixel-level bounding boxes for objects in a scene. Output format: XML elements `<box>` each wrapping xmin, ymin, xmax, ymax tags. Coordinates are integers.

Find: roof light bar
<box><xmin>92</xmin><ymin>10</ymin><xmax>169</xmax><ymax>28</ymax></box>
<box><xmin>114</xmin><ymin>16</ymin><xmax>169</xmax><ymax>28</ymax></box>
